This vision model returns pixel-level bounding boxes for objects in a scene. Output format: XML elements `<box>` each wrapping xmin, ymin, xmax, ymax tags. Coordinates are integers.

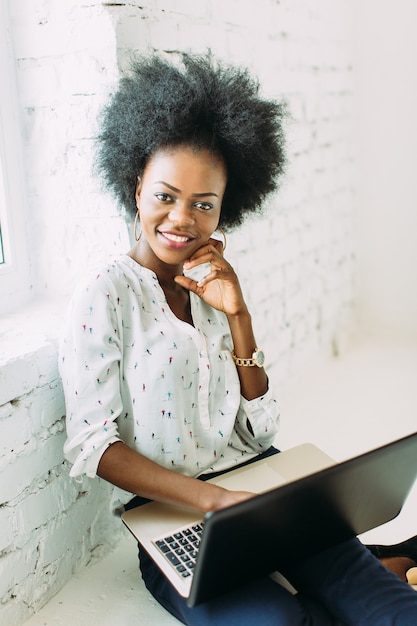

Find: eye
<box><xmin>154</xmin><ymin>192</ymin><xmax>173</xmax><ymax>202</ymax></box>
<box><xmin>194</xmin><ymin>201</ymin><xmax>214</xmax><ymax>211</ymax></box>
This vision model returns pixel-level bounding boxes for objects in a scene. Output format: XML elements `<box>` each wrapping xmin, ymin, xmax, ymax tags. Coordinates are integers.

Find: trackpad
<box><xmin>212</xmin><ymin>462</ymin><xmax>286</xmax><ymax>493</ymax></box>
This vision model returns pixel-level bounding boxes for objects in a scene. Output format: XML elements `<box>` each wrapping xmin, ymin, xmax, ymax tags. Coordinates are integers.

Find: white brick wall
<box><xmin>0</xmin><ymin>320</ymin><xmax>122</xmax><ymax>626</ymax></box>
<box><xmin>0</xmin><ymin>0</ymin><xmax>357</xmax><ymax>623</ymax></box>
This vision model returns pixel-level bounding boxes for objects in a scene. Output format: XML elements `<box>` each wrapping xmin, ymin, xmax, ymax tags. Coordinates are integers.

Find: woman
<box><xmin>60</xmin><ymin>53</ymin><xmax>417</xmax><ymax>625</ymax></box>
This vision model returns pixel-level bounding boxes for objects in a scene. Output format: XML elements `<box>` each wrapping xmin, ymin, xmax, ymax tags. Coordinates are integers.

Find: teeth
<box><xmin>163</xmin><ymin>233</ymin><xmax>190</xmax><ymax>243</ymax></box>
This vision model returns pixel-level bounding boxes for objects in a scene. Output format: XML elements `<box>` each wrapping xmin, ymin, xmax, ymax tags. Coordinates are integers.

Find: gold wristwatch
<box><xmin>231</xmin><ymin>348</ymin><xmax>265</xmax><ymax>368</ymax></box>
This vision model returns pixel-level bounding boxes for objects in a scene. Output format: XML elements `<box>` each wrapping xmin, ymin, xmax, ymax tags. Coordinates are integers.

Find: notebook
<box><xmin>122</xmin><ymin>433</ymin><xmax>417</xmax><ymax>606</ymax></box>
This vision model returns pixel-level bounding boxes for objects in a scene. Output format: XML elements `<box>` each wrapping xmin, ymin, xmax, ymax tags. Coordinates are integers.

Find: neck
<box><xmin>128</xmin><ymin>242</ymin><xmax>183</xmax><ymax>288</ymax></box>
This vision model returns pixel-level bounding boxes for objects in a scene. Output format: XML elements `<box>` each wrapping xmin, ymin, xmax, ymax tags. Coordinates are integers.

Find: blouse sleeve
<box><xmin>233</xmin><ymin>387</ymin><xmax>280</xmax><ymax>452</ymax></box>
<box><xmin>59</xmin><ymin>275</ymin><xmax>124</xmax><ymax>479</ymax></box>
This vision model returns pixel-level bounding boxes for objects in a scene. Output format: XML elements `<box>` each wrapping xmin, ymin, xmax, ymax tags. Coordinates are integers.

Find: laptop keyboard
<box><xmin>153</xmin><ymin>522</ymin><xmax>205</xmax><ymax>579</ymax></box>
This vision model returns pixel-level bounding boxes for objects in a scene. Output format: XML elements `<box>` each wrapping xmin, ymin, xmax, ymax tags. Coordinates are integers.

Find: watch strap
<box><xmin>231</xmin><ymin>348</ymin><xmax>265</xmax><ymax>368</ymax></box>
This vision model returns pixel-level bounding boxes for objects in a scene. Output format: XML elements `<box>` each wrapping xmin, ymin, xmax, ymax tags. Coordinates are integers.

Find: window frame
<box><xmin>0</xmin><ymin>0</ymin><xmax>31</xmax><ymax>314</ymax></box>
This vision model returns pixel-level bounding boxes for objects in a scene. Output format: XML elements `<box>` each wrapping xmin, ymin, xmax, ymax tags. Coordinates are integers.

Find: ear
<box><xmin>135</xmin><ymin>176</ymin><xmax>142</xmax><ymax>208</ymax></box>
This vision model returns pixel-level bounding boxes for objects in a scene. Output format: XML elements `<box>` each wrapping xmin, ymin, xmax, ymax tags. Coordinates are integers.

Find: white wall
<box><xmin>355</xmin><ymin>0</ymin><xmax>417</xmax><ymax>337</ymax></box>
<box><xmin>0</xmin><ymin>6</ymin><xmax>126</xmax><ymax>626</ymax></box>
<box><xmin>0</xmin><ymin>1</ymin><xmax>358</xmax><ymax>624</ymax></box>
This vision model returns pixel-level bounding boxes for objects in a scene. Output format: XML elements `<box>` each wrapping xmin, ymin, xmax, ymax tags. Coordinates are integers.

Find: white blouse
<box><xmin>59</xmin><ymin>255</ymin><xmax>280</xmax><ymax>508</ymax></box>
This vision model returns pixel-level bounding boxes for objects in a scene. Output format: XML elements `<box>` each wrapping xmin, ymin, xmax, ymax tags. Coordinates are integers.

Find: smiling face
<box><xmin>133</xmin><ymin>145</ymin><xmax>227</xmax><ymax>276</ymax></box>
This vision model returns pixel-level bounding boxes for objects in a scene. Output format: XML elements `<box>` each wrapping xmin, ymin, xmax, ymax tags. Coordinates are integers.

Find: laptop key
<box><xmin>155</xmin><ymin>540</ymin><xmax>170</xmax><ymax>553</ymax></box>
<box><xmin>166</xmin><ymin>553</ymin><xmax>181</xmax><ymax>566</ymax></box>
<box><xmin>153</xmin><ymin>520</ymin><xmax>206</xmax><ymax>581</ymax></box>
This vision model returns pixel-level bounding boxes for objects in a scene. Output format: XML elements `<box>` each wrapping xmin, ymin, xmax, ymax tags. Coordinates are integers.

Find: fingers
<box><xmin>195</xmin><ymin>267</ymin><xmax>234</xmax><ymax>288</ymax></box>
<box><xmin>208</xmin><ymin>237</ymin><xmax>225</xmax><ymax>254</ymax></box>
<box><xmin>174</xmin><ymin>275</ymin><xmax>198</xmax><ymax>293</ymax></box>
<box><xmin>184</xmin><ymin>240</ymin><xmax>229</xmax><ymax>270</ymax></box>
<box><xmin>175</xmin><ymin>268</ymin><xmax>230</xmax><ymax>292</ymax></box>
<box><xmin>183</xmin><ymin>238</ymin><xmax>224</xmax><ymax>271</ymax></box>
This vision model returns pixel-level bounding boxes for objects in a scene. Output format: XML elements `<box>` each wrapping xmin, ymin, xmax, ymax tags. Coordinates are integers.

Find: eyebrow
<box><xmin>153</xmin><ymin>181</ymin><xmax>219</xmax><ymax>198</ymax></box>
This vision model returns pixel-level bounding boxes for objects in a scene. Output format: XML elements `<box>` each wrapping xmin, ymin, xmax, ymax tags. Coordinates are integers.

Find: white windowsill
<box><xmin>0</xmin><ymin>294</ymin><xmax>67</xmax><ymax>366</ymax></box>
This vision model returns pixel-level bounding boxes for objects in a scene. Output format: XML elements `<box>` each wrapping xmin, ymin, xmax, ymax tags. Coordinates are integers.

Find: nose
<box><xmin>168</xmin><ymin>202</ymin><xmax>195</xmax><ymax>228</ymax></box>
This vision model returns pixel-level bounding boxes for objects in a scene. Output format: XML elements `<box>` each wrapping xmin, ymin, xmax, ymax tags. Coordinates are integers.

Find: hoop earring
<box><xmin>217</xmin><ymin>226</ymin><xmax>227</xmax><ymax>251</ymax></box>
<box><xmin>133</xmin><ymin>210</ymin><xmax>142</xmax><ymax>242</ymax></box>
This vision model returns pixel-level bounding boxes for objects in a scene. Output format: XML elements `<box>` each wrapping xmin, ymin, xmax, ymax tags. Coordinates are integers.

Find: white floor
<box><xmin>277</xmin><ymin>331</ymin><xmax>417</xmax><ymax>547</ymax></box>
<box><xmin>23</xmin><ymin>332</ymin><xmax>417</xmax><ymax>625</ymax></box>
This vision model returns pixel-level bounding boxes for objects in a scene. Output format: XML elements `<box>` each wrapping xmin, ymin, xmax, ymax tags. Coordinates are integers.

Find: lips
<box><xmin>162</xmin><ymin>232</ymin><xmax>191</xmax><ymax>243</ymax></box>
<box><xmin>158</xmin><ymin>230</ymin><xmax>196</xmax><ymax>249</ymax></box>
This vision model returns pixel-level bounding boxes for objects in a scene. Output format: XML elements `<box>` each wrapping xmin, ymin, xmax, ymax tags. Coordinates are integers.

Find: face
<box><xmin>134</xmin><ymin>145</ymin><xmax>227</xmax><ymax>272</ymax></box>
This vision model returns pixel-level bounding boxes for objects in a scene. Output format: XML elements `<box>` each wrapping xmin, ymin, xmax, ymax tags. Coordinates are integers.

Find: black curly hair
<box><xmin>96</xmin><ymin>53</ymin><xmax>287</xmax><ymax>229</ymax></box>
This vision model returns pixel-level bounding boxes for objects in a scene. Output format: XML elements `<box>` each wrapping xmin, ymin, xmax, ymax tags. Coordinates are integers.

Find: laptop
<box><xmin>122</xmin><ymin>432</ymin><xmax>417</xmax><ymax>606</ymax></box>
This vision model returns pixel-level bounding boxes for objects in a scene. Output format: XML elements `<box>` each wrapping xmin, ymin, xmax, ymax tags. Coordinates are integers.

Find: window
<box><xmin>0</xmin><ymin>223</ymin><xmax>5</xmax><ymax>267</ymax></box>
<box><xmin>0</xmin><ymin>0</ymin><xmax>31</xmax><ymax>315</ymax></box>
<box><xmin>0</xmin><ymin>231</ymin><xmax>5</xmax><ymax>265</ymax></box>
<box><xmin>0</xmin><ymin>235</ymin><xmax>4</xmax><ymax>265</ymax></box>
<box><xmin>0</xmin><ymin>164</ymin><xmax>8</xmax><ymax>265</ymax></box>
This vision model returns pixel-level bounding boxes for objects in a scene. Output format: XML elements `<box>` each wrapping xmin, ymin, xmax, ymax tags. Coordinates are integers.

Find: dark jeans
<box><xmin>126</xmin><ymin>449</ymin><xmax>417</xmax><ymax>625</ymax></box>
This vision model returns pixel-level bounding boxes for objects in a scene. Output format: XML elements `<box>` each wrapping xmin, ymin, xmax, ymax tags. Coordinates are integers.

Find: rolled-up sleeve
<box><xmin>59</xmin><ymin>276</ymin><xmax>124</xmax><ymax>479</ymax></box>
<box><xmin>234</xmin><ymin>387</ymin><xmax>280</xmax><ymax>452</ymax></box>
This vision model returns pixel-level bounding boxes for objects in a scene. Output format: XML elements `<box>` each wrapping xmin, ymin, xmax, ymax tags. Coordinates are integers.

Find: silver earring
<box><xmin>134</xmin><ymin>210</ymin><xmax>142</xmax><ymax>242</ymax></box>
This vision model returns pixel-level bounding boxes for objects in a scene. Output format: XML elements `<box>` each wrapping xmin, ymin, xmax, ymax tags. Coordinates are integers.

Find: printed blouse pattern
<box><xmin>60</xmin><ymin>255</ymin><xmax>279</xmax><ymax>491</ymax></box>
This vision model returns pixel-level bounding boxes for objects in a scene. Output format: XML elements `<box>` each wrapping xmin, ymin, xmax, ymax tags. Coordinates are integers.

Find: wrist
<box><xmin>197</xmin><ymin>483</ymin><xmax>229</xmax><ymax>513</ymax></box>
<box><xmin>226</xmin><ymin>309</ymin><xmax>251</xmax><ymax>326</ymax></box>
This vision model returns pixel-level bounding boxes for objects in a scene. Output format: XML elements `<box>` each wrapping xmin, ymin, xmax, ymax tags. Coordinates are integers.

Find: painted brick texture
<box><xmin>0</xmin><ymin>0</ymin><xmax>356</xmax><ymax>623</ymax></box>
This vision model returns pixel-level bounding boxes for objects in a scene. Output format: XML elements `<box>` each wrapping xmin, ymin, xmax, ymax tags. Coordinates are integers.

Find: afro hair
<box><xmin>96</xmin><ymin>52</ymin><xmax>287</xmax><ymax>229</ymax></box>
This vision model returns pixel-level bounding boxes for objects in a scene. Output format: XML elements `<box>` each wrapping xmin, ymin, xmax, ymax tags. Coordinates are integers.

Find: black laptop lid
<box><xmin>188</xmin><ymin>431</ymin><xmax>417</xmax><ymax>606</ymax></box>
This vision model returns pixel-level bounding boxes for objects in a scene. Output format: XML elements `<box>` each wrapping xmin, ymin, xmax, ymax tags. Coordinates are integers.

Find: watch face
<box><xmin>255</xmin><ymin>349</ymin><xmax>265</xmax><ymax>367</ymax></box>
